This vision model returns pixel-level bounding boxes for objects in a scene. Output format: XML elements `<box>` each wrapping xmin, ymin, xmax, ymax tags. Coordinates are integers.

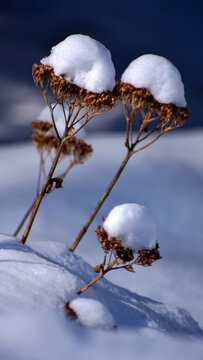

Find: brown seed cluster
<box><xmin>30</xmin><ymin>120</ymin><xmax>60</xmax><ymax>153</ymax></box>
<box><xmin>95</xmin><ymin>225</ymin><xmax>134</xmax><ymax>263</ymax></box>
<box><xmin>31</xmin><ymin>120</ymin><xmax>93</xmax><ymax>163</ymax></box>
<box><xmin>32</xmin><ymin>64</ymin><xmax>116</xmax><ymax>111</ymax></box>
<box><xmin>95</xmin><ymin>223</ymin><xmax>161</xmax><ymax>269</ymax></box>
<box><xmin>115</xmin><ymin>81</ymin><xmax>189</xmax><ymax>130</ymax></box>
<box><xmin>136</xmin><ymin>243</ymin><xmax>162</xmax><ymax>266</ymax></box>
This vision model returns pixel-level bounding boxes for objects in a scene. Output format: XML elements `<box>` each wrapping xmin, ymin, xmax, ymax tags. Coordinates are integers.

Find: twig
<box><xmin>69</xmin><ymin>150</ymin><xmax>132</xmax><ymax>252</ymax></box>
<box><xmin>77</xmin><ymin>257</ymin><xmax>118</xmax><ymax>295</ymax></box>
<box><xmin>20</xmin><ymin>140</ymin><xmax>64</xmax><ymax>244</ymax></box>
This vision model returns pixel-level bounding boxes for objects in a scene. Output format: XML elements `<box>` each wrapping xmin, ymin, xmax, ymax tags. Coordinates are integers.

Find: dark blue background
<box><xmin>0</xmin><ymin>0</ymin><xmax>202</xmax><ymax>141</ymax></box>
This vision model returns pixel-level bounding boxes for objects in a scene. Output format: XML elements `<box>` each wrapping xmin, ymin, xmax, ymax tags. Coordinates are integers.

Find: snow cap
<box><xmin>37</xmin><ymin>104</ymin><xmax>86</xmax><ymax>139</ymax></box>
<box><xmin>41</xmin><ymin>34</ymin><xmax>116</xmax><ymax>94</ymax></box>
<box><xmin>121</xmin><ymin>54</ymin><xmax>186</xmax><ymax>107</ymax></box>
<box><xmin>103</xmin><ymin>203</ymin><xmax>157</xmax><ymax>251</ymax></box>
<box><xmin>69</xmin><ymin>298</ymin><xmax>115</xmax><ymax>330</ymax></box>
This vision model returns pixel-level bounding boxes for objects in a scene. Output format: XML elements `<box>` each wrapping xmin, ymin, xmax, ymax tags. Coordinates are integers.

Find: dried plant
<box><xmin>15</xmin><ymin>64</ymin><xmax>115</xmax><ymax>243</ymax></box>
<box><xmin>70</xmin><ymin>82</ymin><xmax>189</xmax><ymax>252</ymax></box>
<box><xmin>77</xmin><ymin>218</ymin><xmax>161</xmax><ymax>295</ymax></box>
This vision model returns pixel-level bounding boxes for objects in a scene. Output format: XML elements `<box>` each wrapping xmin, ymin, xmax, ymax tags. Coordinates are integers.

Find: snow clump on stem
<box><xmin>103</xmin><ymin>203</ymin><xmax>157</xmax><ymax>251</ymax></box>
<box><xmin>41</xmin><ymin>34</ymin><xmax>116</xmax><ymax>94</ymax></box>
<box><xmin>121</xmin><ymin>54</ymin><xmax>186</xmax><ymax>107</ymax></box>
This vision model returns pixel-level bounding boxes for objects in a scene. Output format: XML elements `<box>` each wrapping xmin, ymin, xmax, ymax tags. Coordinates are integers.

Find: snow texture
<box><xmin>37</xmin><ymin>104</ymin><xmax>86</xmax><ymax>139</ymax></box>
<box><xmin>41</xmin><ymin>34</ymin><xmax>116</xmax><ymax>93</ymax></box>
<box><xmin>103</xmin><ymin>203</ymin><xmax>157</xmax><ymax>251</ymax></box>
<box><xmin>0</xmin><ymin>132</ymin><xmax>203</xmax><ymax>359</ymax></box>
<box><xmin>121</xmin><ymin>54</ymin><xmax>186</xmax><ymax>107</ymax></box>
<box><xmin>69</xmin><ymin>298</ymin><xmax>115</xmax><ymax>329</ymax></box>
<box><xmin>0</xmin><ymin>234</ymin><xmax>201</xmax><ymax>337</ymax></box>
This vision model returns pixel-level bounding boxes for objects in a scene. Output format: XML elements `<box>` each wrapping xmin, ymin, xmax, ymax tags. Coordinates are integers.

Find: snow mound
<box><xmin>37</xmin><ymin>104</ymin><xmax>86</xmax><ymax>139</ymax></box>
<box><xmin>121</xmin><ymin>54</ymin><xmax>186</xmax><ymax>107</ymax></box>
<box><xmin>103</xmin><ymin>203</ymin><xmax>157</xmax><ymax>251</ymax></box>
<box><xmin>0</xmin><ymin>234</ymin><xmax>202</xmax><ymax>337</ymax></box>
<box><xmin>41</xmin><ymin>34</ymin><xmax>116</xmax><ymax>94</ymax></box>
<box><xmin>69</xmin><ymin>298</ymin><xmax>115</xmax><ymax>329</ymax></box>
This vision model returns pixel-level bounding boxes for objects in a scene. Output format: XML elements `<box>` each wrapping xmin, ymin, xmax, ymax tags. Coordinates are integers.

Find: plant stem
<box><xmin>20</xmin><ymin>141</ymin><xmax>64</xmax><ymax>244</ymax></box>
<box><xmin>13</xmin><ymin>199</ymin><xmax>36</xmax><ymax>237</ymax></box>
<box><xmin>14</xmin><ymin>161</ymin><xmax>75</xmax><ymax>237</ymax></box>
<box><xmin>69</xmin><ymin>150</ymin><xmax>132</xmax><ymax>252</ymax></box>
<box><xmin>77</xmin><ymin>258</ymin><xmax>118</xmax><ymax>295</ymax></box>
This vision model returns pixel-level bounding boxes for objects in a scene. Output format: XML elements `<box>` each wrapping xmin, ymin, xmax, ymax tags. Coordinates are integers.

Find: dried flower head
<box><xmin>115</xmin><ymin>82</ymin><xmax>189</xmax><ymax>131</ymax></box>
<box><xmin>32</xmin><ymin>64</ymin><xmax>116</xmax><ymax>111</ymax></box>
<box><xmin>95</xmin><ymin>219</ymin><xmax>161</xmax><ymax>271</ymax></box>
<box><xmin>31</xmin><ymin>121</ymin><xmax>53</xmax><ymax>134</ymax></box>
<box><xmin>73</xmin><ymin>139</ymin><xmax>93</xmax><ymax>164</ymax></box>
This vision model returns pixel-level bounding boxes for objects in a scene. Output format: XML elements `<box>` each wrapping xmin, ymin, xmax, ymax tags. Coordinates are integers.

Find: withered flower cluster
<box><xmin>115</xmin><ymin>82</ymin><xmax>189</xmax><ymax>133</ymax></box>
<box><xmin>77</xmin><ymin>219</ymin><xmax>161</xmax><ymax>295</ymax></box>
<box><xmin>95</xmin><ymin>223</ymin><xmax>161</xmax><ymax>273</ymax></box>
<box><xmin>31</xmin><ymin>120</ymin><xmax>59</xmax><ymax>154</ymax></box>
<box><xmin>32</xmin><ymin>64</ymin><xmax>116</xmax><ymax>111</ymax></box>
<box><xmin>31</xmin><ymin>120</ymin><xmax>92</xmax><ymax>164</ymax></box>
<box><xmin>95</xmin><ymin>225</ymin><xmax>134</xmax><ymax>264</ymax></box>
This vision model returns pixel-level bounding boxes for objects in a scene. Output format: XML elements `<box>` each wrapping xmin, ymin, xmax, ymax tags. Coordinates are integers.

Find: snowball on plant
<box><xmin>41</xmin><ymin>34</ymin><xmax>116</xmax><ymax>94</ymax></box>
<box><xmin>64</xmin><ymin>298</ymin><xmax>115</xmax><ymax>330</ymax></box>
<box><xmin>103</xmin><ymin>203</ymin><xmax>157</xmax><ymax>251</ymax></box>
<box><xmin>77</xmin><ymin>204</ymin><xmax>161</xmax><ymax>295</ymax></box>
<box><xmin>121</xmin><ymin>54</ymin><xmax>186</xmax><ymax>107</ymax></box>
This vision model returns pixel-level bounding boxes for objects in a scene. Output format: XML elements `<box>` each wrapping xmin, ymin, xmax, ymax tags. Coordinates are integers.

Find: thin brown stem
<box><xmin>13</xmin><ymin>199</ymin><xmax>36</xmax><ymax>237</ymax></box>
<box><xmin>43</xmin><ymin>93</ymin><xmax>61</xmax><ymax>140</ymax></box>
<box><xmin>20</xmin><ymin>140</ymin><xmax>65</xmax><ymax>244</ymax></box>
<box><xmin>36</xmin><ymin>153</ymin><xmax>42</xmax><ymax>195</ymax></box>
<box><xmin>14</xmin><ymin>160</ymin><xmax>75</xmax><ymax>237</ymax></box>
<box><xmin>77</xmin><ymin>257</ymin><xmax>118</xmax><ymax>295</ymax></box>
<box><xmin>69</xmin><ymin>150</ymin><xmax>132</xmax><ymax>252</ymax></box>
<box><xmin>132</xmin><ymin>131</ymin><xmax>166</xmax><ymax>155</ymax></box>
<box><xmin>37</xmin><ymin>152</ymin><xmax>46</xmax><ymax>194</ymax></box>
<box><xmin>60</xmin><ymin>161</ymin><xmax>76</xmax><ymax>179</ymax></box>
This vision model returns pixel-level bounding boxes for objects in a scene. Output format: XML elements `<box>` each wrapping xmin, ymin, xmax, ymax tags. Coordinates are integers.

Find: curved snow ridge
<box><xmin>121</xmin><ymin>54</ymin><xmax>187</xmax><ymax>107</ymax></box>
<box><xmin>41</xmin><ymin>34</ymin><xmax>116</xmax><ymax>94</ymax></box>
<box><xmin>0</xmin><ymin>236</ymin><xmax>202</xmax><ymax>336</ymax></box>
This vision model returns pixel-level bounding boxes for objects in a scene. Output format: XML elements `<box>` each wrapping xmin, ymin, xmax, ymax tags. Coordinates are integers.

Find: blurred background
<box><xmin>0</xmin><ymin>0</ymin><xmax>203</xmax><ymax>143</ymax></box>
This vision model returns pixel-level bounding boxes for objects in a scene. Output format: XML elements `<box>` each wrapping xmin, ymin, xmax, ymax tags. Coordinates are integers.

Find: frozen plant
<box><xmin>41</xmin><ymin>34</ymin><xmax>116</xmax><ymax>93</ymax></box>
<box><xmin>16</xmin><ymin>34</ymin><xmax>116</xmax><ymax>244</ymax></box>
<box><xmin>77</xmin><ymin>203</ymin><xmax>161</xmax><ymax>295</ymax></box>
<box><xmin>13</xmin><ymin>35</ymin><xmax>190</xmax><ymax>325</ymax></box>
<box><xmin>14</xmin><ymin>104</ymin><xmax>92</xmax><ymax>237</ymax></box>
<box><xmin>70</xmin><ymin>54</ymin><xmax>189</xmax><ymax>252</ymax></box>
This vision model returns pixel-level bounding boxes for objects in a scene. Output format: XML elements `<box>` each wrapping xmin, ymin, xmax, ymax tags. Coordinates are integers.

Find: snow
<box><xmin>0</xmin><ymin>234</ymin><xmax>201</xmax><ymax>337</ymax></box>
<box><xmin>121</xmin><ymin>54</ymin><xmax>187</xmax><ymax>107</ymax></box>
<box><xmin>41</xmin><ymin>34</ymin><xmax>116</xmax><ymax>94</ymax></box>
<box><xmin>37</xmin><ymin>104</ymin><xmax>86</xmax><ymax>138</ymax></box>
<box><xmin>0</xmin><ymin>131</ymin><xmax>203</xmax><ymax>359</ymax></box>
<box><xmin>69</xmin><ymin>298</ymin><xmax>115</xmax><ymax>329</ymax></box>
<box><xmin>103</xmin><ymin>203</ymin><xmax>157</xmax><ymax>251</ymax></box>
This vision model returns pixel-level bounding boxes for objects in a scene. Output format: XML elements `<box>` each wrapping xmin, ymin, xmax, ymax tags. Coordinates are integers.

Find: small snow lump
<box><xmin>41</xmin><ymin>34</ymin><xmax>116</xmax><ymax>94</ymax></box>
<box><xmin>69</xmin><ymin>298</ymin><xmax>115</xmax><ymax>330</ymax></box>
<box><xmin>121</xmin><ymin>54</ymin><xmax>186</xmax><ymax>107</ymax></box>
<box><xmin>103</xmin><ymin>203</ymin><xmax>157</xmax><ymax>251</ymax></box>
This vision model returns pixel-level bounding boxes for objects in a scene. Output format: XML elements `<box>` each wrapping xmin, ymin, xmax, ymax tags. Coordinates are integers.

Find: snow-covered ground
<box><xmin>0</xmin><ymin>130</ymin><xmax>203</xmax><ymax>358</ymax></box>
